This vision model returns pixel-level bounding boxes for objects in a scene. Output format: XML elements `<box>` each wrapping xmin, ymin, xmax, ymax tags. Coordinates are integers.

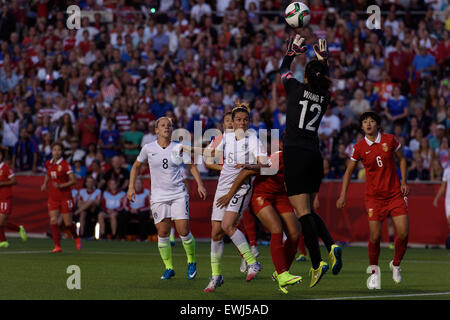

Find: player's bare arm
<box><xmin>187</xmin><ymin>164</ymin><xmax>207</xmax><ymax>200</ymax></box>
<box><xmin>41</xmin><ymin>174</ymin><xmax>49</xmax><ymax>191</ymax></box>
<box><xmin>433</xmin><ymin>180</ymin><xmax>446</xmax><ymax>207</ymax></box>
<box><xmin>394</xmin><ymin>149</ymin><xmax>409</xmax><ymax>196</ymax></box>
<box><xmin>127</xmin><ymin>160</ymin><xmax>144</xmax><ymax>202</ymax></box>
<box><xmin>336</xmin><ymin>159</ymin><xmax>358</xmax><ymax>209</ymax></box>
<box><xmin>0</xmin><ymin>175</ymin><xmax>16</xmax><ymax>187</ymax></box>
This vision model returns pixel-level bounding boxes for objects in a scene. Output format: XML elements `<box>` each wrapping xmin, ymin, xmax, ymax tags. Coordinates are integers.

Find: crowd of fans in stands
<box><xmin>0</xmin><ymin>0</ymin><xmax>448</xmax><ymax>191</ymax></box>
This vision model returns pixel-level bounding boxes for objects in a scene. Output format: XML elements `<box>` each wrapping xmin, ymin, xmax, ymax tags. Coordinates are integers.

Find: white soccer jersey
<box><xmin>137</xmin><ymin>141</ymin><xmax>188</xmax><ymax>202</ymax></box>
<box><xmin>214</xmin><ymin>131</ymin><xmax>267</xmax><ymax>192</ymax></box>
<box><xmin>79</xmin><ymin>188</ymin><xmax>101</xmax><ymax>202</ymax></box>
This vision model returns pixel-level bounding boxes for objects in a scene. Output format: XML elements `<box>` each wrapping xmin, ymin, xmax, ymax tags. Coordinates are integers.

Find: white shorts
<box><xmin>150</xmin><ymin>195</ymin><xmax>190</xmax><ymax>224</ymax></box>
<box><xmin>211</xmin><ymin>184</ymin><xmax>253</xmax><ymax>221</ymax></box>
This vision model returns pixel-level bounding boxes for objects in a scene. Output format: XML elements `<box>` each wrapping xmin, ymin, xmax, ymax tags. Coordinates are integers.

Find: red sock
<box><xmin>284</xmin><ymin>238</ymin><xmax>298</xmax><ymax>270</ymax></box>
<box><xmin>243</xmin><ymin>210</ymin><xmax>257</xmax><ymax>247</ymax></box>
<box><xmin>51</xmin><ymin>224</ymin><xmax>61</xmax><ymax>247</ymax></box>
<box><xmin>393</xmin><ymin>236</ymin><xmax>408</xmax><ymax>266</ymax></box>
<box><xmin>271</xmin><ymin>233</ymin><xmax>288</xmax><ymax>274</ymax></box>
<box><xmin>0</xmin><ymin>226</ymin><xmax>6</xmax><ymax>242</ymax></box>
<box><xmin>368</xmin><ymin>240</ymin><xmax>380</xmax><ymax>265</ymax></box>
<box><xmin>297</xmin><ymin>235</ymin><xmax>307</xmax><ymax>256</ymax></box>
<box><xmin>6</xmin><ymin>222</ymin><xmax>20</xmax><ymax>231</ymax></box>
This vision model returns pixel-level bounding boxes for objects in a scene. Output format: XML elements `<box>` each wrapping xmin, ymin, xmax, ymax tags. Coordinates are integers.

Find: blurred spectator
<box><xmin>77</xmin><ymin>107</ymin><xmax>98</xmax><ymax>149</ymax></box>
<box><xmin>11</xmin><ymin>127</ymin><xmax>38</xmax><ymax>172</ymax></box>
<box><xmin>99</xmin><ymin>117</ymin><xmax>120</xmax><ymax>160</ymax></box>
<box><xmin>141</xmin><ymin>120</ymin><xmax>157</xmax><ymax>146</ymax></box>
<box><xmin>102</xmin><ymin>156</ymin><xmax>130</xmax><ymax>192</ymax></box>
<box><xmin>73</xmin><ymin>175</ymin><xmax>101</xmax><ymax>238</ymax></box>
<box><xmin>150</xmin><ymin>90</ymin><xmax>174</xmax><ymax>119</ymax></box>
<box><xmin>349</xmin><ymin>89</ymin><xmax>371</xmax><ymax>119</ymax></box>
<box><xmin>408</xmin><ymin>156</ymin><xmax>431</xmax><ymax>181</ymax></box>
<box><xmin>98</xmin><ymin>179</ymin><xmax>125</xmax><ymax>240</ymax></box>
<box><xmin>122</xmin><ymin>120</ymin><xmax>144</xmax><ymax>164</ymax></box>
<box><xmin>385</xmin><ymin>86</ymin><xmax>409</xmax><ymax>130</ymax></box>
<box><xmin>120</xmin><ymin>178</ymin><xmax>150</xmax><ymax>241</ymax></box>
<box><xmin>318</xmin><ymin>107</ymin><xmax>340</xmax><ymax>158</ymax></box>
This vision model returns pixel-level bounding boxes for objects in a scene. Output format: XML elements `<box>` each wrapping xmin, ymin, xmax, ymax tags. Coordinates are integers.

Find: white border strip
<box><xmin>310</xmin><ymin>292</ymin><xmax>450</xmax><ymax>300</ymax></box>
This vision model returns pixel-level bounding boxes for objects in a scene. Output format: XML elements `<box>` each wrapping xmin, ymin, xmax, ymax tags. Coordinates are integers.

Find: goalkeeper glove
<box><xmin>313</xmin><ymin>38</ymin><xmax>328</xmax><ymax>61</ymax></box>
<box><xmin>286</xmin><ymin>34</ymin><xmax>307</xmax><ymax>56</ymax></box>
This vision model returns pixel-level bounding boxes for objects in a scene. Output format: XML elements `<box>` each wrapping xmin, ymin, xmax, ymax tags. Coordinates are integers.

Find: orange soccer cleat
<box><xmin>74</xmin><ymin>238</ymin><xmax>82</xmax><ymax>251</ymax></box>
<box><xmin>52</xmin><ymin>246</ymin><xmax>62</xmax><ymax>253</ymax></box>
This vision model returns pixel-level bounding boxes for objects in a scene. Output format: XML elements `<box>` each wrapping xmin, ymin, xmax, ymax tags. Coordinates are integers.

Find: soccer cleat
<box><xmin>389</xmin><ymin>260</ymin><xmax>402</xmax><ymax>284</ymax></box>
<box><xmin>329</xmin><ymin>244</ymin><xmax>343</xmax><ymax>275</ymax></box>
<box><xmin>296</xmin><ymin>254</ymin><xmax>307</xmax><ymax>262</ymax></box>
<box><xmin>309</xmin><ymin>261</ymin><xmax>329</xmax><ymax>288</ymax></box>
<box><xmin>240</xmin><ymin>258</ymin><xmax>248</xmax><ymax>273</ymax></box>
<box><xmin>0</xmin><ymin>241</ymin><xmax>9</xmax><ymax>248</ymax></box>
<box><xmin>204</xmin><ymin>275</ymin><xmax>224</xmax><ymax>293</ymax></box>
<box><xmin>366</xmin><ymin>265</ymin><xmax>381</xmax><ymax>289</ymax></box>
<box><xmin>187</xmin><ymin>262</ymin><xmax>197</xmax><ymax>280</ymax></box>
<box><xmin>19</xmin><ymin>225</ymin><xmax>27</xmax><ymax>242</ymax></box>
<box><xmin>251</xmin><ymin>245</ymin><xmax>259</xmax><ymax>258</ymax></box>
<box><xmin>52</xmin><ymin>246</ymin><xmax>62</xmax><ymax>253</ymax></box>
<box><xmin>246</xmin><ymin>262</ymin><xmax>262</xmax><ymax>282</ymax></box>
<box><xmin>277</xmin><ymin>271</ymin><xmax>303</xmax><ymax>294</ymax></box>
<box><xmin>161</xmin><ymin>268</ymin><xmax>175</xmax><ymax>280</ymax></box>
<box><xmin>74</xmin><ymin>238</ymin><xmax>82</xmax><ymax>251</ymax></box>
<box><xmin>389</xmin><ymin>242</ymin><xmax>395</xmax><ymax>250</ymax></box>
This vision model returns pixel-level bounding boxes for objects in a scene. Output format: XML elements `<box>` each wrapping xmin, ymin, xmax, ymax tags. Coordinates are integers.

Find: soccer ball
<box><xmin>284</xmin><ymin>2</ymin><xmax>311</xmax><ymax>28</ymax></box>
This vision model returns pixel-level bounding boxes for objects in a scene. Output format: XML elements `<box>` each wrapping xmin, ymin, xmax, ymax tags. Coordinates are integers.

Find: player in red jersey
<box><xmin>0</xmin><ymin>150</ymin><xmax>27</xmax><ymax>248</ymax></box>
<box><xmin>216</xmin><ymin>137</ymin><xmax>302</xmax><ymax>293</ymax></box>
<box><xmin>337</xmin><ymin>112</ymin><xmax>409</xmax><ymax>288</ymax></box>
<box><xmin>41</xmin><ymin>143</ymin><xmax>81</xmax><ymax>252</ymax></box>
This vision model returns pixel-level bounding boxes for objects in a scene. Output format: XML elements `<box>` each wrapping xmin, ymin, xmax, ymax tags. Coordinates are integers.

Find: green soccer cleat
<box><xmin>19</xmin><ymin>225</ymin><xmax>27</xmax><ymax>242</ymax></box>
<box><xmin>329</xmin><ymin>244</ymin><xmax>342</xmax><ymax>275</ymax></box>
<box><xmin>296</xmin><ymin>254</ymin><xmax>307</xmax><ymax>262</ymax></box>
<box><xmin>276</xmin><ymin>271</ymin><xmax>303</xmax><ymax>294</ymax></box>
<box><xmin>389</xmin><ymin>242</ymin><xmax>395</xmax><ymax>250</ymax></box>
<box><xmin>309</xmin><ymin>261</ymin><xmax>329</xmax><ymax>288</ymax></box>
<box><xmin>0</xmin><ymin>241</ymin><xmax>9</xmax><ymax>248</ymax></box>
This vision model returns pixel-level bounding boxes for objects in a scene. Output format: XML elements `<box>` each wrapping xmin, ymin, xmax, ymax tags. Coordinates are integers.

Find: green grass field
<box><xmin>1</xmin><ymin>238</ymin><xmax>449</xmax><ymax>300</ymax></box>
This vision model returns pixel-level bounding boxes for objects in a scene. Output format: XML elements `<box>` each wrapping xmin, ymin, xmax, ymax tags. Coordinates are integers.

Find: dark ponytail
<box><xmin>305</xmin><ymin>60</ymin><xmax>332</xmax><ymax>93</ymax></box>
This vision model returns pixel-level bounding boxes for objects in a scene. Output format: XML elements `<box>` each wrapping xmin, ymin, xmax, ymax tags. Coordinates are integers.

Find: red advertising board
<box><xmin>7</xmin><ymin>176</ymin><xmax>448</xmax><ymax>245</ymax></box>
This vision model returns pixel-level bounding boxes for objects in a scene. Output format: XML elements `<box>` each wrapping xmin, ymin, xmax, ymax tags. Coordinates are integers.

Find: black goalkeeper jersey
<box><xmin>282</xmin><ymin>74</ymin><xmax>331</xmax><ymax>151</ymax></box>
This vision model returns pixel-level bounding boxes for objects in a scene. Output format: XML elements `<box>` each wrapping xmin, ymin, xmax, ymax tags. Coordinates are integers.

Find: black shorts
<box><xmin>283</xmin><ymin>146</ymin><xmax>324</xmax><ymax>196</ymax></box>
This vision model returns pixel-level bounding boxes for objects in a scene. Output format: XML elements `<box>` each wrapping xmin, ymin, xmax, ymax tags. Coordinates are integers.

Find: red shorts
<box><xmin>251</xmin><ymin>193</ymin><xmax>293</xmax><ymax>215</ymax></box>
<box><xmin>365</xmin><ymin>193</ymin><xmax>408</xmax><ymax>222</ymax></box>
<box><xmin>0</xmin><ymin>199</ymin><xmax>11</xmax><ymax>215</ymax></box>
<box><xmin>48</xmin><ymin>198</ymin><xmax>74</xmax><ymax>214</ymax></box>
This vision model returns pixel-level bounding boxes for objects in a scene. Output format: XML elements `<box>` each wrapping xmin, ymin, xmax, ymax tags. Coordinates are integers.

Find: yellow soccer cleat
<box><xmin>329</xmin><ymin>244</ymin><xmax>343</xmax><ymax>275</ymax></box>
<box><xmin>19</xmin><ymin>225</ymin><xmax>27</xmax><ymax>242</ymax></box>
<box><xmin>0</xmin><ymin>241</ymin><xmax>9</xmax><ymax>248</ymax></box>
<box><xmin>309</xmin><ymin>261</ymin><xmax>329</xmax><ymax>288</ymax></box>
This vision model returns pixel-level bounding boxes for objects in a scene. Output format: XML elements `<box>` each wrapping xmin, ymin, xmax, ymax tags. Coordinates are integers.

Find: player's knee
<box><xmin>397</xmin><ymin>230</ymin><xmax>408</xmax><ymax>240</ymax></box>
<box><xmin>369</xmin><ymin>234</ymin><xmax>381</xmax><ymax>244</ymax></box>
<box><xmin>49</xmin><ymin>217</ymin><xmax>58</xmax><ymax>225</ymax></box>
<box><xmin>221</xmin><ymin>221</ymin><xmax>234</xmax><ymax>236</ymax></box>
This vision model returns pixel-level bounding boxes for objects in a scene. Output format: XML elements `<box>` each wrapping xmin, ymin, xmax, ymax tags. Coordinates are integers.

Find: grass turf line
<box><xmin>0</xmin><ymin>238</ymin><xmax>449</xmax><ymax>300</ymax></box>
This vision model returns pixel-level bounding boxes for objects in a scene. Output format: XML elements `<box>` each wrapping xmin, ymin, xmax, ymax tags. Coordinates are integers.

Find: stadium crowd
<box><xmin>0</xmin><ymin>0</ymin><xmax>448</xmax><ymax>238</ymax></box>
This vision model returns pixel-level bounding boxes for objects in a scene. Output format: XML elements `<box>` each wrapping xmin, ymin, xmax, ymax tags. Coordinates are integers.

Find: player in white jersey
<box><xmin>127</xmin><ymin>117</ymin><xmax>207</xmax><ymax>280</ymax></box>
<box><xmin>203</xmin><ymin>102</ymin><xmax>269</xmax><ymax>293</ymax></box>
<box><xmin>433</xmin><ymin>165</ymin><xmax>450</xmax><ymax>248</ymax></box>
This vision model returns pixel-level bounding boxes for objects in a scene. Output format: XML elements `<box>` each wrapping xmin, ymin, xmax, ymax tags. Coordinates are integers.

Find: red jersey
<box><xmin>351</xmin><ymin>133</ymin><xmax>402</xmax><ymax>199</ymax></box>
<box><xmin>45</xmin><ymin>158</ymin><xmax>73</xmax><ymax>201</ymax></box>
<box><xmin>0</xmin><ymin>162</ymin><xmax>14</xmax><ymax>200</ymax></box>
<box><xmin>253</xmin><ymin>151</ymin><xmax>285</xmax><ymax>195</ymax></box>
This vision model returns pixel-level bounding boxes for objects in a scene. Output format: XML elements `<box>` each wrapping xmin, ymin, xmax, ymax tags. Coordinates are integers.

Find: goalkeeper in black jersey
<box><xmin>279</xmin><ymin>35</ymin><xmax>343</xmax><ymax>287</ymax></box>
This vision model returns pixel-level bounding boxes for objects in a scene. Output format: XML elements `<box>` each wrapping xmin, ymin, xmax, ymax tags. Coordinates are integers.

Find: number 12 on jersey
<box><xmin>298</xmin><ymin>100</ymin><xmax>322</xmax><ymax>132</ymax></box>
